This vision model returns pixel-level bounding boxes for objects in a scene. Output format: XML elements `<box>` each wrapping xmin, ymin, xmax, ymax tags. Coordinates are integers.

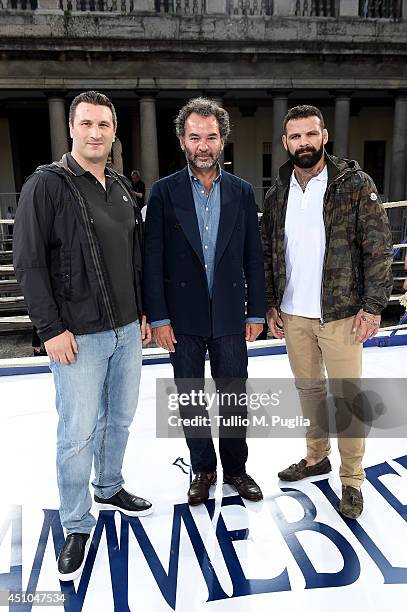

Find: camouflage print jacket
<box><xmin>261</xmin><ymin>153</ymin><xmax>393</xmax><ymax>323</ymax></box>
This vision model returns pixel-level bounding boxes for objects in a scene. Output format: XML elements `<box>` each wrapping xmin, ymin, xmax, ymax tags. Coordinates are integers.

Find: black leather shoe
<box><xmin>188</xmin><ymin>471</ymin><xmax>217</xmax><ymax>506</ymax></box>
<box><xmin>223</xmin><ymin>473</ymin><xmax>263</xmax><ymax>501</ymax></box>
<box><xmin>278</xmin><ymin>457</ymin><xmax>331</xmax><ymax>481</ymax></box>
<box><xmin>58</xmin><ymin>533</ymin><xmax>90</xmax><ymax>582</ymax></box>
<box><xmin>94</xmin><ymin>488</ymin><xmax>153</xmax><ymax>517</ymax></box>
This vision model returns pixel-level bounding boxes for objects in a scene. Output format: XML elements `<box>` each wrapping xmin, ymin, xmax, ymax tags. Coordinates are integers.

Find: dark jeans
<box><xmin>169</xmin><ymin>333</ymin><xmax>248</xmax><ymax>476</ymax></box>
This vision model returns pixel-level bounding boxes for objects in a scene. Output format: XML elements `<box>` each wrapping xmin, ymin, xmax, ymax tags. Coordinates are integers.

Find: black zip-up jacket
<box><xmin>13</xmin><ymin>155</ymin><xmax>144</xmax><ymax>342</ymax></box>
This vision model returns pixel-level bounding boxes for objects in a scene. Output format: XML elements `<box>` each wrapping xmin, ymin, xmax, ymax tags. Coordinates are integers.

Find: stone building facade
<box><xmin>0</xmin><ymin>0</ymin><xmax>406</xmax><ymax>235</ymax></box>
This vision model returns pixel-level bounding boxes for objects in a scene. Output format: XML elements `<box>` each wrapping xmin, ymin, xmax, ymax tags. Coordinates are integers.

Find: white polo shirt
<box><xmin>280</xmin><ymin>165</ymin><xmax>328</xmax><ymax>318</ymax></box>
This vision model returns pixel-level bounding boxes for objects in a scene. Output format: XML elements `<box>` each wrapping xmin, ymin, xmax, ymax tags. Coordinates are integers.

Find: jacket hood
<box><xmin>276</xmin><ymin>153</ymin><xmax>361</xmax><ymax>187</ymax></box>
<box><xmin>33</xmin><ymin>154</ymin><xmax>124</xmax><ymax>182</ymax></box>
<box><xmin>31</xmin><ymin>154</ymin><xmax>73</xmax><ymax>180</ymax></box>
<box><xmin>54</xmin><ymin>153</ymin><xmax>71</xmax><ymax>173</ymax></box>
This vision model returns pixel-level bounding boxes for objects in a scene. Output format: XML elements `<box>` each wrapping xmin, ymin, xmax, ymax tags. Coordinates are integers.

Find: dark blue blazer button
<box><xmin>180</xmin><ymin>281</ymin><xmax>186</xmax><ymax>287</ymax></box>
<box><xmin>232</xmin><ymin>282</ymin><xmax>237</xmax><ymax>287</ymax></box>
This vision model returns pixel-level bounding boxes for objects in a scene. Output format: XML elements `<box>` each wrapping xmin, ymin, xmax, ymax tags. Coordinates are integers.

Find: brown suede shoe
<box><xmin>278</xmin><ymin>457</ymin><xmax>331</xmax><ymax>481</ymax></box>
<box><xmin>339</xmin><ymin>485</ymin><xmax>363</xmax><ymax>519</ymax></box>
<box><xmin>188</xmin><ymin>471</ymin><xmax>217</xmax><ymax>506</ymax></box>
<box><xmin>223</xmin><ymin>473</ymin><xmax>263</xmax><ymax>501</ymax></box>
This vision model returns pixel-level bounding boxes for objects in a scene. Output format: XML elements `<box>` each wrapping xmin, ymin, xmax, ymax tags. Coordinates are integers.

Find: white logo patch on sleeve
<box><xmin>370</xmin><ymin>192</ymin><xmax>378</xmax><ymax>201</ymax></box>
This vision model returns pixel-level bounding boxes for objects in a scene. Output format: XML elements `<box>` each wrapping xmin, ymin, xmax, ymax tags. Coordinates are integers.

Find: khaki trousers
<box><xmin>281</xmin><ymin>313</ymin><xmax>365</xmax><ymax>488</ymax></box>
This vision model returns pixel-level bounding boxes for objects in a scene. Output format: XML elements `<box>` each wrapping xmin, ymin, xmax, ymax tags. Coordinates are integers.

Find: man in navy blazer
<box><xmin>144</xmin><ymin>97</ymin><xmax>266</xmax><ymax>505</ymax></box>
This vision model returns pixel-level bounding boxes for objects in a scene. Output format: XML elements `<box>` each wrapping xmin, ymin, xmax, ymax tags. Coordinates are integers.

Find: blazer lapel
<box><xmin>214</xmin><ymin>172</ymin><xmax>241</xmax><ymax>270</ymax></box>
<box><xmin>171</xmin><ymin>167</ymin><xmax>205</xmax><ymax>267</ymax></box>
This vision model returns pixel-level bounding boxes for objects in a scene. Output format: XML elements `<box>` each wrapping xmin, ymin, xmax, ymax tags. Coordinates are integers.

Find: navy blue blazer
<box><xmin>143</xmin><ymin>167</ymin><xmax>266</xmax><ymax>338</ymax></box>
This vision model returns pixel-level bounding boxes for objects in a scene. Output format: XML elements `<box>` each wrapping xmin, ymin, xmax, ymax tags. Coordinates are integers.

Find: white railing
<box><xmin>0</xmin><ymin>0</ymin><xmax>37</xmax><ymax>8</ymax></box>
<box><xmin>156</xmin><ymin>0</ymin><xmax>206</xmax><ymax>14</ymax></box>
<box><xmin>60</xmin><ymin>0</ymin><xmax>131</xmax><ymax>11</ymax></box>
<box><xmin>359</xmin><ymin>0</ymin><xmax>402</xmax><ymax>18</ymax></box>
<box><xmin>293</xmin><ymin>0</ymin><xmax>338</xmax><ymax>16</ymax></box>
<box><xmin>1</xmin><ymin>0</ymin><xmax>404</xmax><ymax>15</ymax></box>
<box><xmin>226</xmin><ymin>0</ymin><xmax>273</xmax><ymax>15</ymax></box>
<box><xmin>59</xmin><ymin>0</ymin><xmax>204</xmax><ymax>13</ymax></box>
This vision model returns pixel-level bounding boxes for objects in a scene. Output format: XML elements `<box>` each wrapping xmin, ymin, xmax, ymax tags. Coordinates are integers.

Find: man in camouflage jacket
<box><xmin>261</xmin><ymin>104</ymin><xmax>393</xmax><ymax>519</ymax></box>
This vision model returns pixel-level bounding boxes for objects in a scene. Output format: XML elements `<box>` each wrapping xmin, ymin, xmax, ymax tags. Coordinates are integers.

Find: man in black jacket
<box><xmin>13</xmin><ymin>91</ymin><xmax>153</xmax><ymax>582</ymax></box>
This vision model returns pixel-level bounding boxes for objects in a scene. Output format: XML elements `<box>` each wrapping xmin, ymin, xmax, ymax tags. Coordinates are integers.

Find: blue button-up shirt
<box><xmin>151</xmin><ymin>164</ymin><xmax>264</xmax><ymax>328</ymax></box>
<box><xmin>189</xmin><ymin>164</ymin><xmax>221</xmax><ymax>296</ymax></box>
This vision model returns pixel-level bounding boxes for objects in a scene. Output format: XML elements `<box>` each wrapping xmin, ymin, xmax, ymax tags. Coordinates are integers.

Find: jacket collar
<box><xmin>276</xmin><ymin>152</ymin><xmax>359</xmax><ymax>188</ymax></box>
<box><xmin>53</xmin><ymin>153</ymin><xmax>114</xmax><ymax>179</ymax></box>
<box><xmin>170</xmin><ymin>166</ymin><xmax>240</xmax><ymax>271</ymax></box>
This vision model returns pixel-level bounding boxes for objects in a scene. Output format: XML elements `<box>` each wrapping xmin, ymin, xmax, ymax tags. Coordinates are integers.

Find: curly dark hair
<box><xmin>175</xmin><ymin>97</ymin><xmax>230</xmax><ymax>140</ymax></box>
<box><xmin>283</xmin><ymin>105</ymin><xmax>325</xmax><ymax>133</ymax></box>
<box><xmin>69</xmin><ymin>90</ymin><xmax>117</xmax><ymax>130</ymax></box>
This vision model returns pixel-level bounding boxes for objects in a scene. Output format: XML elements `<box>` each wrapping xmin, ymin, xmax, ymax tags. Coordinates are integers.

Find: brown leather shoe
<box><xmin>223</xmin><ymin>473</ymin><xmax>263</xmax><ymax>501</ymax></box>
<box><xmin>188</xmin><ymin>471</ymin><xmax>217</xmax><ymax>506</ymax></box>
<box><xmin>339</xmin><ymin>485</ymin><xmax>363</xmax><ymax>519</ymax></box>
<box><xmin>278</xmin><ymin>457</ymin><xmax>331</xmax><ymax>481</ymax></box>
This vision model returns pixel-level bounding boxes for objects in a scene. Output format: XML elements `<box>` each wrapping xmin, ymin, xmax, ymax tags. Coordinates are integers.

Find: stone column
<box><xmin>47</xmin><ymin>96</ymin><xmax>69</xmax><ymax>162</ymax></box>
<box><xmin>333</xmin><ymin>93</ymin><xmax>351</xmax><ymax>158</ymax></box>
<box><xmin>271</xmin><ymin>92</ymin><xmax>288</xmax><ymax>181</ymax></box>
<box><xmin>130</xmin><ymin>107</ymin><xmax>141</xmax><ymax>172</ymax></box>
<box><xmin>390</xmin><ymin>92</ymin><xmax>407</xmax><ymax>202</ymax></box>
<box><xmin>0</xmin><ymin>116</ymin><xmax>16</xmax><ymax>216</ymax></box>
<box><xmin>111</xmin><ymin>138</ymin><xmax>123</xmax><ymax>174</ymax></box>
<box><xmin>208</xmin><ymin>92</ymin><xmax>225</xmax><ymax>167</ymax></box>
<box><xmin>139</xmin><ymin>95</ymin><xmax>159</xmax><ymax>190</ymax></box>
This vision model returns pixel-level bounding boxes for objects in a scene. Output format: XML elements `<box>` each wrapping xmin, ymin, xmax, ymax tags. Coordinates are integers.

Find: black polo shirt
<box><xmin>67</xmin><ymin>153</ymin><xmax>138</xmax><ymax>328</ymax></box>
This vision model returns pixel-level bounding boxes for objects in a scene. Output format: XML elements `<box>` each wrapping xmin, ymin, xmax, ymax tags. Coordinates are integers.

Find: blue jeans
<box><xmin>50</xmin><ymin>321</ymin><xmax>142</xmax><ymax>534</ymax></box>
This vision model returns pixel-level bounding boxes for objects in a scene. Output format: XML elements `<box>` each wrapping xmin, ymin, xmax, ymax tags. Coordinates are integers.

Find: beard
<box><xmin>184</xmin><ymin>148</ymin><xmax>221</xmax><ymax>171</ymax></box>
<box><xmin>287</xmin><ymin>142</ymin><xmax>324</xmax><ymax>169</ymax></box>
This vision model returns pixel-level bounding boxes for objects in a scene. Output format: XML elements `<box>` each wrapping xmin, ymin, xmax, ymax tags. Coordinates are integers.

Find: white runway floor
<box><xmin>1</xmin><ymin>344</ymin><xmax>407</xmax><ymax>611</ymax></box>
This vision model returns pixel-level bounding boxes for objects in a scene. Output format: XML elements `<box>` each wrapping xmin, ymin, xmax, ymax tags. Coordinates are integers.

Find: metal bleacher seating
<box><xmin>0</xmin><ymin>200</ymin><xmax>406</xmax><ymax>336</ymax></box>
<box><xmin>0</xmin><ymin>218</ymin><xmax>31</xmax><ymax>333</ymax></box>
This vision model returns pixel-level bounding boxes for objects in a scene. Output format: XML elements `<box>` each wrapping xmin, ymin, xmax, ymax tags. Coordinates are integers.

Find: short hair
<box><xmin>175</xmin><ymin>97</ymin><xmax>230</xmax><ymax>140</ymax></box>
<box><xmin>283</xmin><ymin>105</ymin><xmax>325</xmax><ymax>133</ymax></box>
<box><xmin>69</xmin><ymin>90</ymin><xmax>117</xmax><ymax>130</ymax></box>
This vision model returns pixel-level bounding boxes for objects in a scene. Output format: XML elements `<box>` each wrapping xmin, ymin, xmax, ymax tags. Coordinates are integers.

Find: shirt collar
<box><xmin>67</xmin><ymin>152</ymin><xmax>112</xmax><ymax>178</ymax></box>
<box><xmin>291</xmin><ymin>164</ymin><xmax>328</xmax><ymax>187</ymax></box>
<box><xmin>66</xmin><ymin>152</ymin><xmax>87</xmax><ymax>176</ymax></box>
<box><xmin>188</xmin><ymin>163</ymin><xmax>222</xmax><ymax>184</ymax></box>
